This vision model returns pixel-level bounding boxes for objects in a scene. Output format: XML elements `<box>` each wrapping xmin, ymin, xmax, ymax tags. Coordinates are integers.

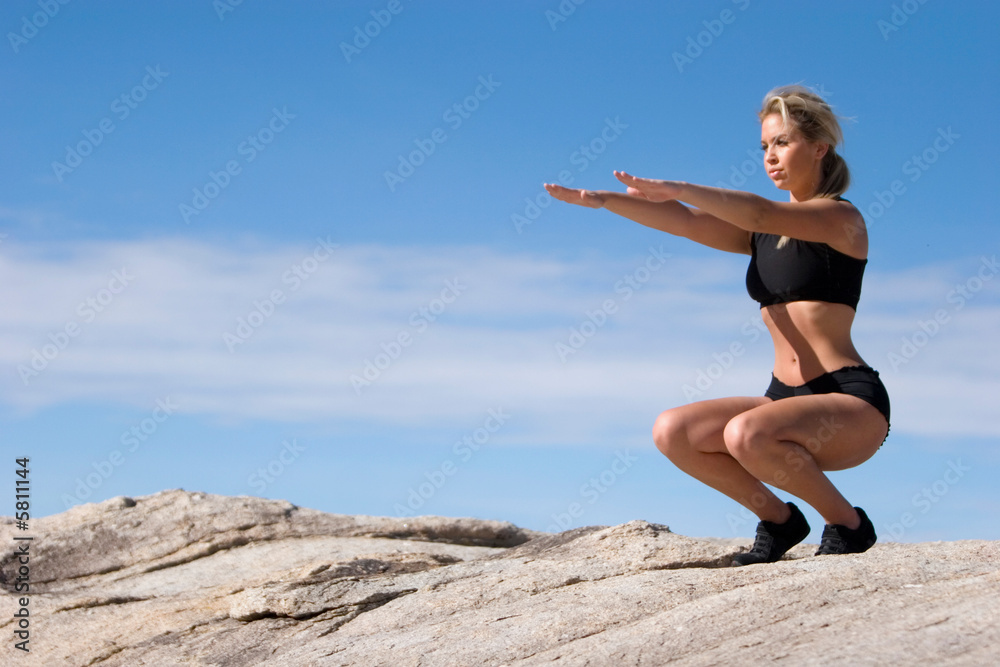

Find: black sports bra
<box><xmin>745</xmin><ymin>230</ymin><xmax>867</xmax><ymax>310</ymax></box>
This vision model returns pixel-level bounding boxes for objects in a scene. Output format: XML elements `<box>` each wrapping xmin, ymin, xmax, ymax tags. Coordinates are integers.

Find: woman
<box><xmin>544</xmin><ymin>85</ymin><xmax>889</xmax><ymax>565</ymax></box>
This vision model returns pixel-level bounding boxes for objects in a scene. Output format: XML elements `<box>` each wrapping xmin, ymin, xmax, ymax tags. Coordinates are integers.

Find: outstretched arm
<box><xmin>543</xmin><ymin>183</ymin><xmax>752</xmax><ymax>255</ymax></box>
<box><xmin>614</xmin><ymin>172</ymin><xmax>866</xmax><ymax>257</ymax></box>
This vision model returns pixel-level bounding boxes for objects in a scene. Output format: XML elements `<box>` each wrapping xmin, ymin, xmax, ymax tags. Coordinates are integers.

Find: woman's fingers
<box><xmin>544</xmin><ymin>183</ymin><xmax>604</xmax><ymax>208</ymax></box>
<box><xmin>613</xmin><ymin>171</ymin><xmax>675</xmax><ymax>202</ymax></box>
<box><xmin>616</xmin><ymin>171</ymin><xmax>653</xmax><ymax>194</ymax></box>
<box><xmin>544</xmin><ymin>183</ymin><xmax>578</xmax><ymax>203</ymax></box>
<box><xmin>611</xmin><ymin>172</ymin><xmax>650</xmax><ymax>198</ymax></box>
<box><xmin>616</xmin><ymin>171</ymin><xmax>657</xmax><ymax>190</ymax></box>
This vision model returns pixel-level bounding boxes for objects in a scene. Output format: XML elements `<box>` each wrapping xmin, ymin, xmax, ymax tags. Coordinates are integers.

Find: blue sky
<box><xmin>2</xmin><ymin>1</ymin><xmax>998</xmax><ymax>544</ymax></box>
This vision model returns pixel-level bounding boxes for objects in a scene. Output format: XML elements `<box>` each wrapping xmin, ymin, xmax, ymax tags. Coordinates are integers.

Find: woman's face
<box><xmin>760</xmin><ymin>113</ymin><xmax>827</xmax><ymax>200</ymax></box>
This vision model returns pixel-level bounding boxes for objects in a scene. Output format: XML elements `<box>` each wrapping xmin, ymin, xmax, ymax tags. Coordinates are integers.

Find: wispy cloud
<box><xmin>2</xmin><ymin>239</ymin><xmax>997</xmax><ymax>440</ymax></box>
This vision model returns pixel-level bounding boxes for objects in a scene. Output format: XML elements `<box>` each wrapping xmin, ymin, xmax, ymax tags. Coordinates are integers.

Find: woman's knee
<box><xmin>723</xmin><ymin>412</ymin><xmax>770</xmax><ymax>460</ymax></box>
<box><xmin>651</xmin><ymin>409</ymin><xmax>688</xmax><ymax>458</ymax></box>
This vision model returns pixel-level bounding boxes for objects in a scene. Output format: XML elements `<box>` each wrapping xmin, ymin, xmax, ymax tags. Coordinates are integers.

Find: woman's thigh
<box><xmin>654</xmin><ymin>395</ymin><xmax>772</xmax><ymax>455</ymax></box>
<box><xmin>730</xmin><ymin>393</ymin><xmax>889</xmax><ymax>471</ymax></box>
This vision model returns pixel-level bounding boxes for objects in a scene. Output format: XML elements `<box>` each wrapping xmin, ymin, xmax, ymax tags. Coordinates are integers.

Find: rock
<box><xmin>1</xmin><ymin>489</ymin><xmax>997</xmax><ymax>666</ymax></box>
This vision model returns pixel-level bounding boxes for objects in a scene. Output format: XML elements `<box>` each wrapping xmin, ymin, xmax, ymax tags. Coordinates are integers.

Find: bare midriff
<box><xmin>763</xmin><ymin>300</ymin><xmax>867</xmax><ymax>386</ymax></box>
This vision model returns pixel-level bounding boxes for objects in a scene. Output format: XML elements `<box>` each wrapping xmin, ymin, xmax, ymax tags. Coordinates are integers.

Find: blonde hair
<box><xmin>758</xmin><ymin>85</ymin><xmax>850</xmax><ymax>247</ymax></box>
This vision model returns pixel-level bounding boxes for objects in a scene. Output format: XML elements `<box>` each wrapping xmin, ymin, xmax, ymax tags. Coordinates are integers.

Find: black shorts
<box><xmin>764</xmin><ymin>364</ymin><xmax>891</xmax><ymax>429</ymax></box>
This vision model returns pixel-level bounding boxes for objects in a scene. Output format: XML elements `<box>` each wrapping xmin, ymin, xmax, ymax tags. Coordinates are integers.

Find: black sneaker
<box><xmin>731</xmin><ymin>502</ymin><xmax>811</xmax><ymax>566</ymax></box>
<box><xmin>815</xmin><ymin>507</ymin><xmax>877</xmax><ymax>556</ymax></box>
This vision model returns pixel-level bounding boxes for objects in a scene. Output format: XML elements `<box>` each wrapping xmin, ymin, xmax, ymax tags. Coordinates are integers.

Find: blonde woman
<box><xmin>544</xmin><ymin>85</ymin><xmax>889</xmax><ymax>565</ymax></box>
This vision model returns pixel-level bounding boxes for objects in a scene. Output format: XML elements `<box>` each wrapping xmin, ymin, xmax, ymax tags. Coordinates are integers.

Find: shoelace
<box><xmin>818</xmin><ymin>526</ymin><xmax>847</xmax><ymax>554</ymax></box>
<box><xmin>749</xmin><ymin>528</ymin><xmax>775</xmax><ymax>556</ymax></box>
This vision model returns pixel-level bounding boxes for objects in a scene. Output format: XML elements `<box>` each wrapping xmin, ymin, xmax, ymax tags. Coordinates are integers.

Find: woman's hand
<box><xmin>543</xmin><ymin>183</ymin><xmax>606</xmax><ymax>208</ymax></box>
<box><xmin>614</xmin><ymin>171</ymin><xmax>683</xmax><ymax>203</ymax></box>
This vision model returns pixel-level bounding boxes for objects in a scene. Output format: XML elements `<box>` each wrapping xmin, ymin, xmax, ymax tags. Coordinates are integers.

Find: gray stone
<box><xmin>1</xmin><ymin>489</ymin><xmax>996</xmax><ymax>666</ymax></box>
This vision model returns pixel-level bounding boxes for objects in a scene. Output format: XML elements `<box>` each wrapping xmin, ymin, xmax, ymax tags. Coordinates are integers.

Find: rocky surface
<box><xmin>1</xmin><ymin>489</ymin><xmax>997</xmax><ymax>666</ymax></box>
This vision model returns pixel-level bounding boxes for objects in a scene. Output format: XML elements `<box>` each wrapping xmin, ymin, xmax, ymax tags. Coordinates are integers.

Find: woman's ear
<box><xmin>815</xmin><ymin>141</ymin><xmax>830</xmax><ymax>160</ymax></box>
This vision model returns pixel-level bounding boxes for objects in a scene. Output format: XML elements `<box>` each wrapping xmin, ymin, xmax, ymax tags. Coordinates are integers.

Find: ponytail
<box><xmin>815</xmin><ymin>148</ymin><xmax>850</xmax><ymax>199</ymax></box>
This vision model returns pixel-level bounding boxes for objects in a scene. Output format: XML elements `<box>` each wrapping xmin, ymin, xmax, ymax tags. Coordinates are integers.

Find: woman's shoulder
<box><xmin>831</xmin><ymin>194</ymin><xmax>864</xmax><ymax>219</ymax></box>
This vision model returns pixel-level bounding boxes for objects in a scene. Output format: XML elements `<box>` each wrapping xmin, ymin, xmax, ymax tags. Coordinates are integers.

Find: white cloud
<box><xmin>1</xmin><ymin>238</ymin><xmax>997</xmax><ymax>440</ymax></box>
